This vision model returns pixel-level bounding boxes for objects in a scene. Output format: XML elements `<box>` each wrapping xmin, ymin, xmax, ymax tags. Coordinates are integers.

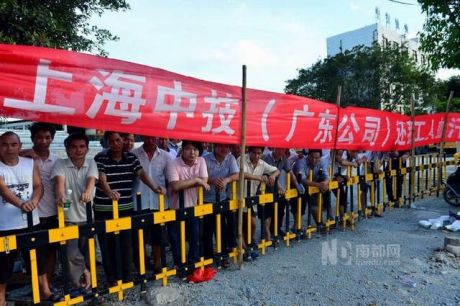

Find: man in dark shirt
<box><xmin>94</xmin><ymin>131</ymin><xmax>164</xmax><ymax>285</ymax></box>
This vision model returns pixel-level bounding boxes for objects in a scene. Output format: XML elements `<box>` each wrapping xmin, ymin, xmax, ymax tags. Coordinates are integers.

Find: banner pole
<box><xmin>237</xmin><ymin>65</ymin><xmax>247</xmax><ymax>268</ymax></box>
<box><xmin>409</xmin><ymin>95</ymin><xmax>416</xmax><ymax>208</ymax></box>
<box><xmin>331</xmin><ymin>86</ymin><xmax>342</xmax><ymax>170</ymax></box>
<box><xmin>437</xmin><ymin>91</ymin><xmax>454</xmax><ymax>196</ymax></box>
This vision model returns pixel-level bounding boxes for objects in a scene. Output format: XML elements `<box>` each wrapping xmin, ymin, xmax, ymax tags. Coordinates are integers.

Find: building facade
<box><xmin>327</xmin><ymin>23</ymin><xmax>425</xmax><ymax>66</ymax></box>
<box><xmin>326</xmin><ymin>23</ymin><xmax>429</xmax><ymax>113</ymax></box>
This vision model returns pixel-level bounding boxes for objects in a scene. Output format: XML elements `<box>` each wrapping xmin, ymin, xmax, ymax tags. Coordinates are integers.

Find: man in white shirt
<box><xmin>132</xmin><ymin>135</ymin><xmax>169</xmax><ymax>272</ymax></box>
<box><xmin>238</xmin><ymin>146</ymin><xmax>279</xmax><ymax>260</ymax></box>
<box><xmin>0</xmin><ymin>131</ymin><xmax>46</xmax><ymax>304</ymax></box>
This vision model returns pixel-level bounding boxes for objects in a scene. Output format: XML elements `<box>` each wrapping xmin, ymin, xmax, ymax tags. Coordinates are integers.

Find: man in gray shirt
<box><xmin>262</xmin><ymin>148</ymin><xmax>303</xmax><ymax>236</ymax></box>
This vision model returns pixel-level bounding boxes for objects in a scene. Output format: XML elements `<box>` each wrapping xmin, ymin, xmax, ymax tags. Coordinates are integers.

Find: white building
<box><xmin>326</xmin><ymin>23</ymin><xmax>429</xmax><ymax>113</ymax></box>
<box><xmin>327</xmin><ymin>23</ymin><xmax>426</xmax><ymax>66</ymax></box>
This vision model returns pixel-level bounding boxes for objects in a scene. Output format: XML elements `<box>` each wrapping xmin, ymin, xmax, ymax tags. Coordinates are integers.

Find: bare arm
<box><xmin>30</xmin><ymin>164</ymin><xmax>43</xmax><ymax>206</ymax></box>
<box><xmin>267</xmin><ymin>169</ymin><xmax>280</xmax><ymax>186</ymax></box>
<box><xmin>288</xmin><ymin>170</ymin><xmax>300</xmax><ymax>187</ymax></box>
<box><xmin>243</xmin><ymin>173</ymin><xmax>264</xmax><ymax>182</ymax></box>
<box><xmin>170</xmin><ymin>177</ymin><xmax>209</xmax><ymax>192</ymax></box>
<box><xmin>138</xmin><ymin>169</ymin><xmax>165</xmax><ymax>194</ymax></box>
<box><xmin>213</xmin><ymin>172</ymin><xmax>239</xmax><ymax>190</ymax></box>
<box><xmin>22</xmin><ymin>164</ymin><xmax>43</xmax><ymax>211</ymax></box>
<box><xmin>80</xmin><ymin>177</ymin><xmax>96</xmax><ymax>203</ymax></box>
<box><xmin>54</xmin><ymin>175</ymin><xmax>65</xmax><ymax>206</ymax></box>
<box><xmin>98</xmin><ymin>172</ymin><xmax>119</xmax><ymax>200</ymax></box>
<box><xmin>0</xmin><ymin>177</ymin><xmax>23</xmax><ymax>208</ymax></box>
<box><xmin>19</xmin><ymin>149</ymin><xmax>39</xmax><ymax>160</ymax></box>
<box><xmin>340</xmin><ymin>159</ymin><xmax>358</xmax><ymax>167</ymax></box>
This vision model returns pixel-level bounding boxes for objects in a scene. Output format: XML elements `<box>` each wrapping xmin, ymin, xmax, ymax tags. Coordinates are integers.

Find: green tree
<box><xmin>285</xmin><ymin>44</ymin><xmax>436</xmax><ymax>114</ymax></box>
<box><xmin>434</xmin><ymin>75</ymin><xmax>460</xmax><ymax>112</ymax></box>
<box><xmin>418</xmin><ymin>0</ymin><xmax>460</xmax><ymax>70</ymax></box>
<box><xmin>0</xmin><ymin>0</ymin><xmax>130</xmax><ymax>56</ymax></box>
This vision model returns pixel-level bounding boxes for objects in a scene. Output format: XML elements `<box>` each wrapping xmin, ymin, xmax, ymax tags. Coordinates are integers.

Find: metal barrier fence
<box><xmin>1</xmin><ymin>153</ymin><xmax>455</xmax><ymax>305</ymax></box>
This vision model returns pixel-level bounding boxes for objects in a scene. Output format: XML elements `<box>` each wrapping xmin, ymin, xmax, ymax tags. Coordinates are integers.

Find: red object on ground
<box><xmin>187</xmin><ymin>267</ymin><xmax>217</xmax><ymax>283</ymax></box>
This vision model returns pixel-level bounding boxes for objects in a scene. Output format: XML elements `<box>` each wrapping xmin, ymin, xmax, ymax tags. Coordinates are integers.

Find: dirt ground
<box><xmin>129</xmin><ymin>196</ymin><xmax>460</xmax><ymax>306</ymax></box>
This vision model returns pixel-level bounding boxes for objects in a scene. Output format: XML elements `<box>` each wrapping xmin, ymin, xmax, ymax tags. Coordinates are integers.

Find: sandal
<box><xmin>49</xmin><ymin>285</ymin><xmax>61</xmax><ymax>295</ymax></box>
<box><xmin>42</xmin><ymin>293</ymin><xmax>62</xmax><ymax>302</ymax></box>
<box><xmin>69</xmin><ymin>288</ymin><xmax>90</xmax><ymax>299</ymax></box>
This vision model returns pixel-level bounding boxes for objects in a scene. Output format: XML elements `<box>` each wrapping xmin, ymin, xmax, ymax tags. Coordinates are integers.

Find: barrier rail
<box><xmin>2</xmin><ymin>153</ymin><xmax>456</xmax><ymax>305</ymax></box>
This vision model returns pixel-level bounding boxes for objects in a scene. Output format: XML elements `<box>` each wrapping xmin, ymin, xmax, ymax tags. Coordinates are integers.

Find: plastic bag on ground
<box><xmin>428</xmin><ymin>215</ymin><xmax>450</xmax><ymax>224</ymax></box>
<box><xmin>186</xmin><ymin>267</ymin><xmax>217</xmax><ymax>283</ymax></box>
<box><xmin>418</xmin><ymin>220</ymin><xmax>431</xmax><ymax>228</ymax></box>
<box><xmin>445</xmin><ymin>220</ymin><xmax>460</xmax><ymax>232</ymax></box>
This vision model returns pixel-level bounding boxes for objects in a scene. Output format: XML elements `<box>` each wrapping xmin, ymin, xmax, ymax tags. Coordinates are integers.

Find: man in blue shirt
<box><xmin>294</xmin><ymin>149</ymin><xmax>332</xmax><ymax>225</ymax></box>
<box><xmin>203</xmin><ymin>143</ymin><xmax>239</xmax><ymax>267</ymax></box>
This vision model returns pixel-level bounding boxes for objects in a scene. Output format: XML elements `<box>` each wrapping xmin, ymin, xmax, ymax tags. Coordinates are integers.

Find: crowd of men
<box><xmin>0</xmin><ymin>122</ymin><xmax>408</xmax><ymax>304</ymax></box>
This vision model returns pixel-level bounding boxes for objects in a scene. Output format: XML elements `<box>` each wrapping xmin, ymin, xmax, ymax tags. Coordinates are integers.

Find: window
<box><xmin>382</xmin><ymin>36</ymin><xmax>389</xmax><ymax>48</ymax></box>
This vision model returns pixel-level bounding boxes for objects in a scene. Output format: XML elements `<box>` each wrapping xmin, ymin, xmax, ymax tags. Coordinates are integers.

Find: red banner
<box><xmin>0</xmin><ymin>44</ymin><xmax>459</xmax><ymax>151</ymax></box>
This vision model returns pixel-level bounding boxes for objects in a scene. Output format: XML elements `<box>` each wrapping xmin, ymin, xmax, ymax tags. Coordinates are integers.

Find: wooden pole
<box><xmin>237</xmin><ymin>65</ymin><xmax>247</xmax><ymax>268</ymax></box>
<box><xmin>331</xmin><ymin>86</ymin><xmax>342</xmax><ymax>172</ymax></box>
<box><xmin>437</xmin><ymin>91</ymin><xmax>454</xmax><ymax>196</ymax></box>
<box><xmin>409</xmin><ymin>95</ymin><xmax>416</xmax><ymax>208</ymax></box>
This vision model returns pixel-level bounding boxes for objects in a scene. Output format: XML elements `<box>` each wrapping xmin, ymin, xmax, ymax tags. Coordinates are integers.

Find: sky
<box><xmin>94</xmin><ymin>0</ymin><xmax>459</xmax><ymax>93</ymax></box>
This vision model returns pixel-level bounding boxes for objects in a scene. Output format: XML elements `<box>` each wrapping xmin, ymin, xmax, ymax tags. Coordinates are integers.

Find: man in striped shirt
<box><xmin>94</xmin><ymin>131</ymin><xmax>164</xmax><ymax>285</ymax></box>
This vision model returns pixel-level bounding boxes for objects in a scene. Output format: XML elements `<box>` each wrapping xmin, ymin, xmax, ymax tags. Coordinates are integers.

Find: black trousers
<box><xmin>333</xmin><ymin>183</ymin><xmax>348</xmax><ymax>208</ymax></box>
<box><xmin>203</xmin><ymin>209</ymin><xmax>236</xmax><ymax>259</ymax></box>
<box><xmin>385</xmin><ymin>173</ymin><xmax>403</xmax><ymax>202</ymax></box>
<box><xmin>131</xmin><ymin>209</ymin><xmax>166</xmax><ymax>271</ymax></box>
<box><xmin>94</xmin><ymin>210</ymin><xmax>133</xmax><ymax>284</ymax></box>
<box><xmin>269</xmin><ymin>197</ymin><xmax>288</xmax><ymax>233</ymax></box>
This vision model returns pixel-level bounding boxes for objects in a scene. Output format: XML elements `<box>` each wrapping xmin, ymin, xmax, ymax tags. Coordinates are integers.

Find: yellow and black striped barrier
<box><xmin>1</xmin><ymin>153</ymin><xmax>456</xmax><ymax>305</ymax></box>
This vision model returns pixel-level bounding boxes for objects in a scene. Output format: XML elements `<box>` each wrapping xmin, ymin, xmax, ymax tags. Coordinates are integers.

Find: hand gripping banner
<box><xmin>0</xmin><ymin>44</ymin><xmax>459</xmax><ymax>150</ymax></box>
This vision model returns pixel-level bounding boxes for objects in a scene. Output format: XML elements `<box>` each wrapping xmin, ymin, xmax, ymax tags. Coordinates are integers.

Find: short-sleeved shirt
<box><xmin>293</xmin><ymin>157</ymin><xmax>329</xmax><ymax>183</ymax></box>
<box><xmin>237</xmin><ymin>156</ymin><xmax>278</xmax><ymax>197</ymax></box>
<box><xmin>383</xmin><ymin>151</ymin><xmax>408</xmax><ymax>169</ymax></box>
<box><xmin>36</xmin><ymin>152</ymin><xmax>59</xmax><ymax>218</ymax></box>
<box><xmin>167</xmin><ymin>156</ymin><xmax>208</xmax><ymax>209</ymax></box>
<box><xmin>132</xmin><ymin>146</ymin><xmax>171</xmax><ymax>210</ymax></box>
<box><xmin>0</xmin><ymin>157</ymin><xmax>40</xmax><ymax>230</ymax></box>
<box><xmin>262</xmin><ymin>152</ymin><xmax>292</xmax><ymax>172</ymax></box>
<box><xmin>165</xmin><ymin>147</ymin><xmax>178</xmax><ymax>159</ymax></box>
<box><xmin>203</xmin><ymin>153</ymin><xmax>238</xmax><ymax>203</ymax></box>
<box><xmin>357</xmin><ymin>151</ymin><xmax>382</xmax><ymax>174</ymax></box>
<box><xmin>51</xmin><ymin>158</ymin><xmax>99</xmax><ymax>223</ymax></box>
<box><xmin>93</xmin><ymin>150</ymin><xmax>142</xmax><ymax>212</ymax></box>
<box><xmin>262</xmin><ymin>152</ymin><xmax>293</xmax><ymax>190</ymax></box>
<box><xmin>321</xmin><ymin>151</ymin><xmax>348</xmax><ymax>177</ymax></box>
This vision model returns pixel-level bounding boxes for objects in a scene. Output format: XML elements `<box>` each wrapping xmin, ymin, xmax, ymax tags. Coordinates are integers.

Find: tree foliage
<box><xmin>285</xmin><ymin>44</ymin><xmax>436</xmax><ymax>114</ymax></box>
<box><xmin>0</xmin><ymin>0</ymin><xmax>130</xmax><ymax>56</ymax></box>
<box><xmin>434</xmin><ymin>75</ymin><xmax>460</xmax><ymax>112</ymax></box>
<box><xmin>418</xmin><ymin>0</ymin><xmax>460</xmax><ymax>70</ymax></box>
